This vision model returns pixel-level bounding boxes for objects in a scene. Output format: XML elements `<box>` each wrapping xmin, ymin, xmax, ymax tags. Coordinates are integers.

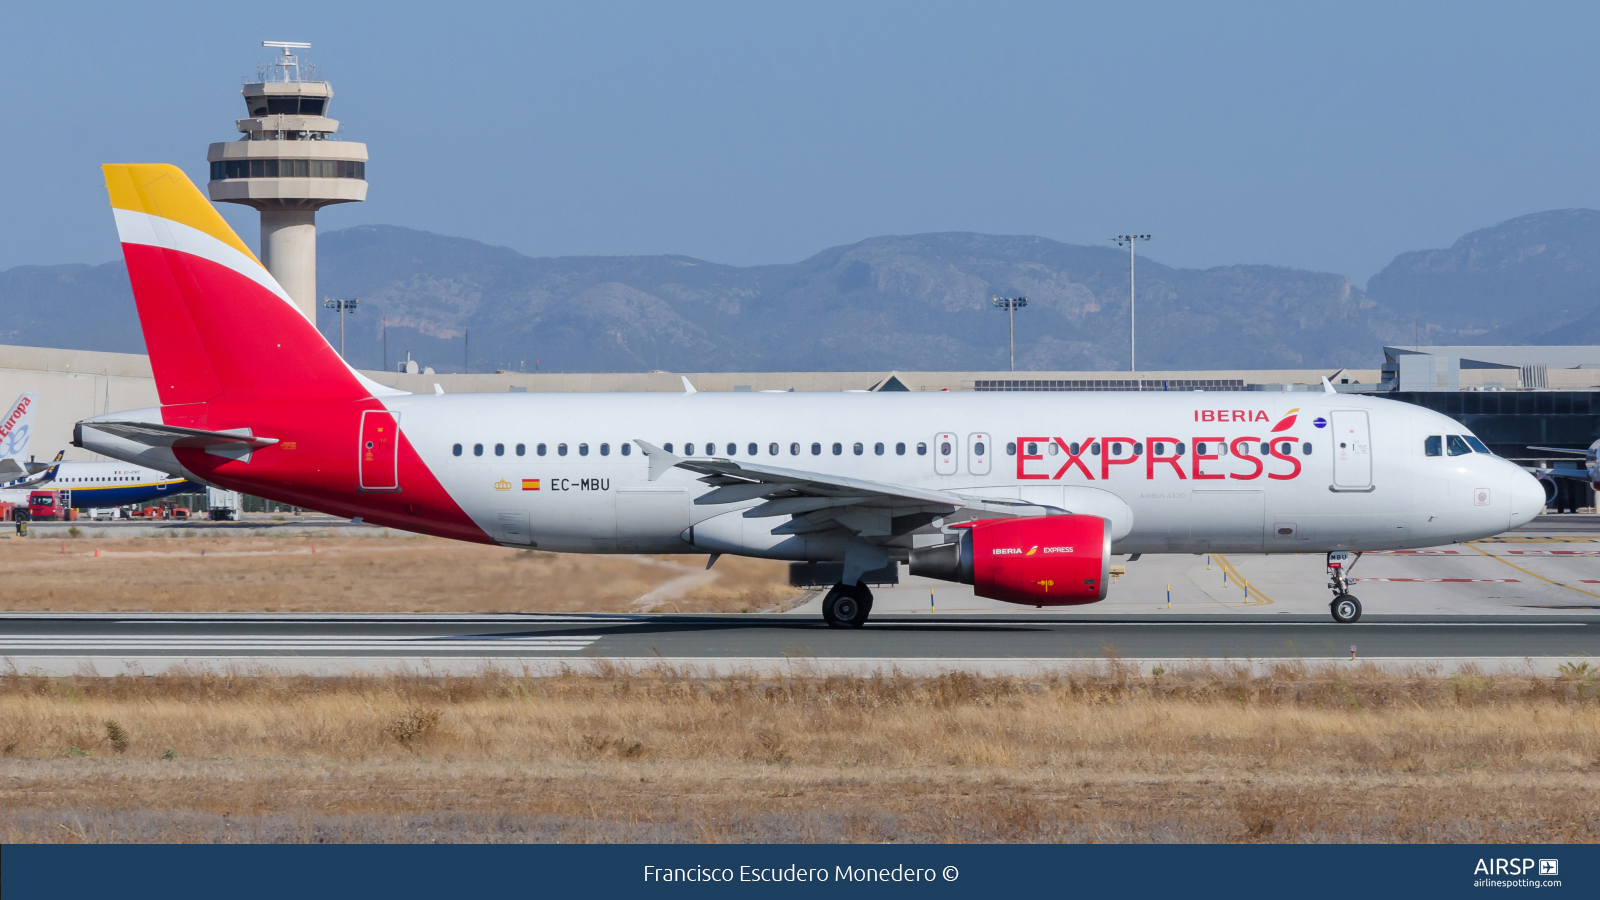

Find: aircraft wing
<box><xmin>0</xmin><ymin>451</ymin><xmax>62</xmax><ymax>489</ymax></box>
<box><xmin>1527</xmin><ymin>445</ymin><xmax>1587</xmax><ymax>456</ymax></box>
<box><xmin>1529</xmin><ymin>465</ymin><xmax>1595</xmax><ymax>482</ymax></box>
<box><xmin>633</xmin><ymin>440</ymin><xmax>1054</xmax><ymax>538</ymax></box>
<box><xmin>0</xmin><ymin>459</ymin><xmax>23</xmax><ymax>481</ymax></box>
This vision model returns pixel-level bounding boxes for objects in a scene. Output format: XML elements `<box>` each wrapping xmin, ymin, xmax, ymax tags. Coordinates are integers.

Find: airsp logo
<box><xmin>1473</xmin><ymin>858</ymin><xmax>1547</xmax><ymax>876</ymax></box>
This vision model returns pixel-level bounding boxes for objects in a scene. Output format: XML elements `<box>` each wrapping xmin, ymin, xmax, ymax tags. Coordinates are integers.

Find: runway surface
<box><xmin>2</xmin><ymin>611</ymin><xmax>1596</xmax><ymax>676</ymax></box>
<box><xmin>6</xmin><ymin>514</ymin><xmax>1599</xmax><ymax>675</ymax></box>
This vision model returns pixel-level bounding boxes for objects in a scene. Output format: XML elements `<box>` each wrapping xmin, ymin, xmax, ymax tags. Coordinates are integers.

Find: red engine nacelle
<box><xmin>908</xmin><ymin>515</ymin><xmax>1111</xmax><ymax>606</ymax></box>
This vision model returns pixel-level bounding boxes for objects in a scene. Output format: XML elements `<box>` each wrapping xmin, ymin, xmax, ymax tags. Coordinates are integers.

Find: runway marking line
<box><xmin>1361</xmin><ymin>578</ymin><xmax>1520</xmax><ymax>583</ymax></box>
<box><xmin>1465</xmin><ymin>542</ymin><xmax>1600</xmax><ymax>600</ymax></box>
<box><xmin>1478</xmin><ymin>536</ymin><xmax>1600</xmax><ymax>543</ymax></box>
<box><xmin>1210</xmin><ymin>555</ymin><xmax>1274</xmax><ymax>608</ymax></box>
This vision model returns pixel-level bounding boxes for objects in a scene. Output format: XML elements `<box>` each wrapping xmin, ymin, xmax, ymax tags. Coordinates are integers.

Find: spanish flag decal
<box><xmin>522</xmin><ymin>479</ymin><xmax>540</xmax><ymax>491</ymax></box>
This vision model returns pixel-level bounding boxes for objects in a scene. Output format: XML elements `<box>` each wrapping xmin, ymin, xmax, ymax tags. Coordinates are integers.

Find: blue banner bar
<box><xmin>3</xmin><ymin>844</ymin><xmax>1594</xmax><ymax>898</ymax></box>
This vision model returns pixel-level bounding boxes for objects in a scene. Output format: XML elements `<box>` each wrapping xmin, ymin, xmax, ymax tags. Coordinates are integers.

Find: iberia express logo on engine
<box><xmin>1015</xmin><ymin>408</ymin><xmax>1303</xmax><ymax>482</ymax></box>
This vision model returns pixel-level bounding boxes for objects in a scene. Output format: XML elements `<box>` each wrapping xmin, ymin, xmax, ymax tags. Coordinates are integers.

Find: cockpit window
<box><xmin>1464</xmin><ymin>436</ymin><xmax>1490</xmax><ymax>454</ymax></box>
<box><xmin>1424</xmin><ymin>435</ymin><xmax>1442</xmax><ymax>457</ymax></box>
<box><xmin>1446</xmin><ymin>435</ymin><xmax>1472</xmax><ymax>456</ymax></box>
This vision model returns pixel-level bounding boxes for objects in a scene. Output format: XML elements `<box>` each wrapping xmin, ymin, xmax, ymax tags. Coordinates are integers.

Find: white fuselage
<box><xmin>2</xmin><ymin>462</ymin><xmax>196</xmax><ymax>509</ymax></box>
<box><xmin>374</xmin><ymin>389</ymin><xmax>1543</xmax><ymax>557</ymax></box>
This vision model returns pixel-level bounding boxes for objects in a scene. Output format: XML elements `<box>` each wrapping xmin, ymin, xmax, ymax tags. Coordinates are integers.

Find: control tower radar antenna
<box><xmin>207</xmin><ymin>41</ymin><xmax>368</xmax><ymax>321</ymax></box>
<box><xmin>261</xmin><ymin>41</ymin><xmax>313</xmax><ymax>82</ymax></box>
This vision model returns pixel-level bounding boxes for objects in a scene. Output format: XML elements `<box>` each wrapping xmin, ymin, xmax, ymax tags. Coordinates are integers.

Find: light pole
<box><xmin>1111</xmin><ymin>235</ymin><xmax>1150</xmax><ymax>372</ymax></box>
<box><xmin>323</xmin><ymin>296</ymin><xmax>359</xmax><ymax>360</ymax></box>
<box><xmin>992</xmin><ymin>296</ymin><xmax>1027</xmax><ymax>371</ymax></box>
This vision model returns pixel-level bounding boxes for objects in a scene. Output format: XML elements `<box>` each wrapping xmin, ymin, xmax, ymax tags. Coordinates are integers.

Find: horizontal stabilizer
<box><xmin>82</xmin><ymin>420</ymin><xmax>277</xmax><ymax>463</ymax></box>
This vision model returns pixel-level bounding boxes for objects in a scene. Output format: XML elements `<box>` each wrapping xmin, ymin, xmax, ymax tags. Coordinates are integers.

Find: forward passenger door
<box><xmin>1330</xmin><ymin>410</ymin><xmax>1373</xmax><ymax>490</ymax></box>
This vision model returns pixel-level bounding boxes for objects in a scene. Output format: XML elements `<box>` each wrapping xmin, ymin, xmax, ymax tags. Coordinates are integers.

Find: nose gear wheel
<box><xmin>1330</xmin><ymin>594</ymin><xmax>1362</xmax><ymax>624</ymax></box>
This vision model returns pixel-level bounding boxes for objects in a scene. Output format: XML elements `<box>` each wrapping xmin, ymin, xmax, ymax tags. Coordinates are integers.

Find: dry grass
<box><xmin>0</xmin><ymin>535</ymin><xmax>795</xmax><ymax>613</ymax></box>
<box><xmin>0</xmin><ymin>664</ymin><xmax>1597</xmax><ymax>842</ymax></box>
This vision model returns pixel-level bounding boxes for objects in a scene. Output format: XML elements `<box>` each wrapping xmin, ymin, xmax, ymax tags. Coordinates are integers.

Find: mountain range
<box><xmin>6</xmin><ymin>210</ymin><xmax>1600</xmax><ymax>373</ymax></box>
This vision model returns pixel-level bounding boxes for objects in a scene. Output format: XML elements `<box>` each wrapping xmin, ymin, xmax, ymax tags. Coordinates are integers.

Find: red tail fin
<box><xmin>103</xmin><ymin>164</ymin><xmax>380</xmax><ymax>405</ymax></box>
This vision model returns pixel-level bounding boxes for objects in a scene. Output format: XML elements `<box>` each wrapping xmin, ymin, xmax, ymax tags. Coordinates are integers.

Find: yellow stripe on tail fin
<box><xmin>102</xmin><ymin>164</ymin><xmax>260</xmax><ymax>265</ymax></box>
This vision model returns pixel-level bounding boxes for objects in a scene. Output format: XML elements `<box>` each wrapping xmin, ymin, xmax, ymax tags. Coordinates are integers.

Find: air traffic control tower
<box><xmin>206</xmin><ymin>42</ymin><xmax>368</xmax><ymax>320</ymax></box>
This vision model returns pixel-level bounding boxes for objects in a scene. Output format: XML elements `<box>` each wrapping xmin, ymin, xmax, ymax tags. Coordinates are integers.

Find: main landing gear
<box><xmin>1326</xmin><ymin>550</ymin><xmax>1363</xmax><ymax>624</ymax></box>
<box><xmin>822</xmin><ymin>583</ymin><xmax>874</xmax><ymax>628</ymax></box>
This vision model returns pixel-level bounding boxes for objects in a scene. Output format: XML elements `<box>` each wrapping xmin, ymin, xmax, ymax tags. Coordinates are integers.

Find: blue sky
<box><xmin>7</xmin><ymin>1</ymin><xmax>1600</xmax><ymax>285</ymax></box>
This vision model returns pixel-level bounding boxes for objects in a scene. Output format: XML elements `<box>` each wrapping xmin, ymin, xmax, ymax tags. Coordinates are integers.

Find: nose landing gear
<box><xmin>821</xmin><ymin>583</ymin><xmax>874</xmax><ymax>628</ymax></box>
<box><xmin>1326</xmin><ymin>550</ymin><xmax>1363</xmax><ymax>623</ymax></box>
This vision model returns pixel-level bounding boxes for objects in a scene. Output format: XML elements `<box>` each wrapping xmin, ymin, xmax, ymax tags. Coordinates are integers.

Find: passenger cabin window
<box><xmin>686</xmin><ymin>443</ymin><xmax>696</xmax><ymax>456</ymax></box>
<box><xmin>874</xmin><ymin>442</ymin><xmax>884</xmax><ymax>455</ymax></box>
<box><xmin>940</xmin><ymin>440</ymin><xmax>952</xmax><ymax>455</ymax></box>
<box><xmin>1302</xmin><ymin>442</ymin><xmax>1312</xmax><ymax>455</ymax></box>
<box><xmin>537</xmin><ymin>443</ymin><xmax>547</xmax><ymax>456</ymax></box>
<box><xmin>600</xmin><ymin>443</ymin><xmax>610</xmax><ymax>456</ymax></box>
<box><xmin>812</xmin><ymin>443</ymin><xmax>822</xmax><ymax>455</ymax></box>
<box><xmin>663</xmin><ymin>443</ymin><xmax>673</xmax><ymax>453</ymax></box>
<box><xmin>790</xmin><ymin>443</ymin><xmax>800</xmax><ymax>455</ymax></box>
<box><xmin>749</xmin><ymin>443</ymin><xmax>759</xmax><ymax>456</ymax></box>
<box><xmin>853</xmin><ymin>442</ymin><xmax>864</xmax><ymax>455</ymax></box>
<box><xmin>896</xmin><ymin>442</ymin><xmax>906</xmax><ymax>455</ymax></box>
<box><xmin>832</xmin><ymin>442</ymin><xmax>843</xmax><ymax>456</ymax></box>
<box><xmin>726</xmin><ymin>443</ymin><xmax>736</xmax><ymax>456</ymax></box>
<box><xmin>1424</xmin><ymin>435</ymin><xmax>1442</xmax><ymax>457</ymax></box>
<box><xmin>917</xmin><ymin>442</ymin><xmax>927</xmax><ymax>456</ymax></box>
<box><xmin>974</xmin><ymin>441</ymin><xmax>986</xmax><ymax>456</ymax></box>
<box><xmin>1090</xmin><ymin>442</ymin><xmax>1100</xmax><ymax>455</ymax></box>
<box><xmin>1046</xmin><ymin>441</ymin><xmax>1058</xmax><ymax>456</ymax></box>
<box><xmin>558</xmin><ymin>443</ymin><xmax>568</xmax><ymax>456</ymax></box>
<box><xmin>1447</xmin><ymin>435</ymin><xmax>1472</xmax><ymax>456</ymax></box>
<box><xmin>452</xmin><ymin>443</ymin><xmax>462</xmax><ymax>456</ymax></box>
<box><xmin>1006</xmin><ymin>442</ymin><xmax>1016</xmax><ymax>456</ymax></box>
<box><xmin>516</xmin><ymin>443</ymin><xmax>526</xmax><ymax>456</ymax></box>
<box><xmin>579</xmin><ymin>443</ymin><xmax>590</xmax><ymax>456</ymax></box>
<box><xmin>495</xmin><ymin>443</ymin><xmax>505</xmax><ymax>456</ymax></box>
<box><xmin>621</xmin><ymin>443</ymin><xmax>631</xmax><ymax>456</ymax></box>
<box><xmin>473</xmin><ymin>443</ymin><xmax>484</xmax><ymax>457</ymax></box>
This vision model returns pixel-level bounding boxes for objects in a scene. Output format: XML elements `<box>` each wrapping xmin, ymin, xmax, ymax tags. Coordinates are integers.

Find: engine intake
<box><xmin>909</xmin><ymin>515</ymin><xmax>1111</xmax><ymax>606</ymax></box>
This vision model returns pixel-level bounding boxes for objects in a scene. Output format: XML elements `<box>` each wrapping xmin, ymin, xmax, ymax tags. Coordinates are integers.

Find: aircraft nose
<box><xmin>1508</xmin><ymin>467</ymin><xmax>1547</xmax><ymax>529</ymax></box>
